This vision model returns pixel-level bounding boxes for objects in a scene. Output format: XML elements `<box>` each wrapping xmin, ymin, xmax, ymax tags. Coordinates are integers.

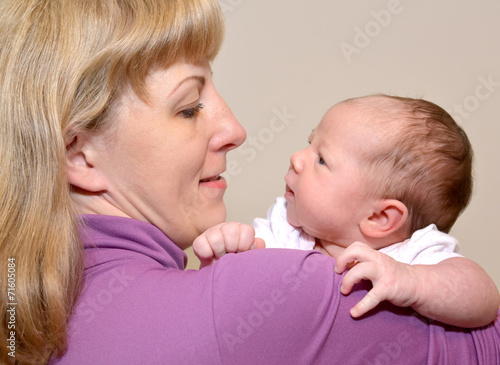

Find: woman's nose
<box><xmin>289</xmin><ymin>150</ymin><xmax>304</xmax><ymax>173</ymax></box>
<box><xmin>210</xmin><ymin>95</ymin><xmax>246</xmax><ymax>153</ymax></box>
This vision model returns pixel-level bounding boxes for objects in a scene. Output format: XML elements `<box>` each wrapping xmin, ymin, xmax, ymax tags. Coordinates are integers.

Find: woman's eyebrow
<box><xmin>169</xmin><ymin>75</ymin><xmax>206</xmax><ymax>96</ymax></box>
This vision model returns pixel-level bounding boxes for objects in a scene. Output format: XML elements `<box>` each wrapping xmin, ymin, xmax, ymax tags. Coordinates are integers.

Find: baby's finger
<box><xmin>193</xmin><ymin>235</ymin><xmax>215</xmax><ymax>261</ymax></box>
<box><xmin>335</xmin><ymin>242</ymin><xmax>381</xmax><ymax>273</ymax></box>
<box><xmin>193</xmin><ymin>235</ymin><xmax>217</xmax><ymax>268</ymax></box>
<box><xmin>335</xmin><ymin>242</ymin><xmax>366</xmax><ymax>273</ymax></box>
<box><xmin>220</xmin><ymin>223</ymin><xmax>241</xmax><ymax>253</ymax></box>
<box><xmin>349</xmin><ymin>288</ymin><xmax>384</xmax><ymax>318</ymax></box>
<box><xmin>237</xmin><ymin>224</ymin><xmax>256</xmax><ymax>252</ymax></box>
<box><xmin>203</xmin><ymin>227</ymin><xmax>228</xmax><ymax>259</ymax></box>
<box><xmin>340</xmin><ymin>262</ymin><xmax>380</xmax><ymax>295</ymax></box>
<box><xmin>253</xmin><ymin>237</ymin><xmax>266</xmax><ymax>250</ymax></box>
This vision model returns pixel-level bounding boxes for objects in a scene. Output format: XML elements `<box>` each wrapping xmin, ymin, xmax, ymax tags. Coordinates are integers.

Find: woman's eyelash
<box><xmin>181</xmin><ymin>103</ymin><xmax>204</xmax><ymax>118</ymax></box>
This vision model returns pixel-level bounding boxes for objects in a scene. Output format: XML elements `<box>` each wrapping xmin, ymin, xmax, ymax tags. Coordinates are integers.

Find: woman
<box><xmin>0</xmin><ymin>0</ymin><xmax>498</xmax><ymax>364</ymax></box>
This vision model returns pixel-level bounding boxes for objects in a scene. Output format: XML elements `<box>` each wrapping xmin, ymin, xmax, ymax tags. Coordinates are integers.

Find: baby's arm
<box><xmin>193</xmin><ymin>222</ymin><xmax>265</xmax><ymax>268</ymax></box>
<box><xmin>336</xmin><ymin>242</ymin><xmax>500</xmax><ymax>327</ymax></box>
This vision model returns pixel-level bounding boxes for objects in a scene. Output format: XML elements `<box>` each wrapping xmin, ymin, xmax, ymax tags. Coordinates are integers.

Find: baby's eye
<box><xmin>318</xmin><ymin>155</ymin><xmax>326</xmax><ymax>165</ymax></box>
<box><xmin>181</xmin><ymin>103</ymin><xmax>204</xmax><ymax>119</ymax></box>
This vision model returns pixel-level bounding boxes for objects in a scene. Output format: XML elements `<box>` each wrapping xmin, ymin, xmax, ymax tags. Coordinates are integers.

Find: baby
<box><xmin>193</xmin><ymin>94</ymin><xmax>500</xmax><ymax>327</ymax></box>
<box><xmin>255</xmin><ymin>94</ymin><xmax>469</xmax><ymax>262</ymax></box>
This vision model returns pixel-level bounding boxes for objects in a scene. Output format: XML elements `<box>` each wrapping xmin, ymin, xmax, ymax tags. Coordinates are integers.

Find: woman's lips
<box><xmin>199</xmin><ymin>175</ymin><xmax>227</xmax><ymax>189</ymax></box>
<box><xmin>200</xmin><ymin>175</ymin><xmax>221</xmax><ymax>183</ymax></box>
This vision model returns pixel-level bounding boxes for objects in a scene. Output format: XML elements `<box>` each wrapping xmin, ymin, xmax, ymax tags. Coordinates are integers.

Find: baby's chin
<box><xmin>286</xmin><ymin>209</ymin><xmax>321</xmax><ymax>239</ymax></box>
<box><xmin>285</xmin><ymin>213</ymin><xmax>301</xmax><ymax>229</ymax></box>
<box><xmin>288</xmin><ymin>220</ymin><xmax>315</xmax><ymax>238</ymax></box>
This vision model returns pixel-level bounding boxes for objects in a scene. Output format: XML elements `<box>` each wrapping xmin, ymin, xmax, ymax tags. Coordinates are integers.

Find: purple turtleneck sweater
<box><xmin>50</xmin><ymin>215</ymin><xmax>500</xmax><ymax>364</ymax></box>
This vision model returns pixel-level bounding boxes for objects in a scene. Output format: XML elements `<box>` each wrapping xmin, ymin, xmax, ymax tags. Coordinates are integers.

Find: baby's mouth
<box><xmin>285</xmin><ymin>185</ymin><xmax>295</xmax><ymax>199</ymax></box>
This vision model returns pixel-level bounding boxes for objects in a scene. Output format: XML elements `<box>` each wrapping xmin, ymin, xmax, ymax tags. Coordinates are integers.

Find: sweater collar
<box><xmin>79</xmin><ymin>214</ymin><xmax>187</xmax><ymax>270</ymax></box>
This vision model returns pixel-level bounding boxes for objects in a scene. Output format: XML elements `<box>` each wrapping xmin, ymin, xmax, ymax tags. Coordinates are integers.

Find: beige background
<box><xmin>186</xmin><ymin>0</ymin><xmax>500</xmax><ymax>289</ymax></box>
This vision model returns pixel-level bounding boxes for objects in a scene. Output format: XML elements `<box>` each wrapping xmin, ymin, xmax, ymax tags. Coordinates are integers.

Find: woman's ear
<box><xmin>359</xmin><ymin>199</ymin><xmax>408</xmax><ymax>239</ymax></box>
<box><xmin>66</xmin><ymin>133</ymin><xmax>108</xmax><ymax>193</ymax></box>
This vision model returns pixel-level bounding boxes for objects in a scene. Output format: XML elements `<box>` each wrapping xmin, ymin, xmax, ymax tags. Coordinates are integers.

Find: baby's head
<box><xmin>285</xmin><ymin>94</ymin><xmax>472</xmax><ymax>249</ymax></box>
<box><xmin>349</xmin><ymin>95</ymin><xmax>473</xmax><ymax>234</ymax></box>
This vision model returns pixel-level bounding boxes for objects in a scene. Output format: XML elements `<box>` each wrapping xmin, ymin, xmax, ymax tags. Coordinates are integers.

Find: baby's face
<box><xmin>284</xmin><ymin>102</ymin><xmax>378</xmax><ymax>246</ymax></box>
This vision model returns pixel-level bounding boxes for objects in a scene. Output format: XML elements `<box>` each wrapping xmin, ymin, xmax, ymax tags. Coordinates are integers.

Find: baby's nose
<box><xmin>289</xmin><ymin>150</ymin><xmax>304</xmax><ymax>173</ymax></box>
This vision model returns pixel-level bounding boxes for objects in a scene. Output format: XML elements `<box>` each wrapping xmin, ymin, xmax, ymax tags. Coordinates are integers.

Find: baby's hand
<box><xmin>193</xmin><ymin>222</ymin><xmax>265</xmax><ymax>268</ymax></box>
<box><xmin>335</xmin><ymin>242</ymin><xmax>420</xmax><ymax>318</ymax></box>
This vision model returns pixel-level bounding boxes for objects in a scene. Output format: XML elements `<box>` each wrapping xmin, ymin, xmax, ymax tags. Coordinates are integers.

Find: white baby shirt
<box><xmin>252</xmin><ymin>197</ymin><xmax>462</xmax><ymax>265</ymax></box>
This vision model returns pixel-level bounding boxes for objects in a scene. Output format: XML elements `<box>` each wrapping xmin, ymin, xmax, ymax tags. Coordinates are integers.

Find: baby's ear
<box><xmin>66</xmin><ymin>132</ymin><xmax>108</xmax><ymax>193</ymax></box>
<box><xmin>359</xmin><ymin>199</ymin><xmax>408</xmax><ymax>239</ymax></box>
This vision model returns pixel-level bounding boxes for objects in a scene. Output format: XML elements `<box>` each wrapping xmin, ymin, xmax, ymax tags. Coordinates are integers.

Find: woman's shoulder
<box><xmin>54</xmin><ymin>246</ymin><xmax>493</xmax><ymax>364</ymax></box>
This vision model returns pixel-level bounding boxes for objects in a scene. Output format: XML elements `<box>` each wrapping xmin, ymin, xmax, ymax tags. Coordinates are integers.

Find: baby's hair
<box><xmin>345</xmin><ymin>94</ymin><xmax>473</xmax><ymax>234</ymax></box>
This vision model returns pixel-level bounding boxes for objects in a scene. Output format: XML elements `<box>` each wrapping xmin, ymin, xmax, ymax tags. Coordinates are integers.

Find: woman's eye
<box><xmin>181</xmin><ymin>103</ymin><xmax>204</xmax><ymax>118</ymax></box>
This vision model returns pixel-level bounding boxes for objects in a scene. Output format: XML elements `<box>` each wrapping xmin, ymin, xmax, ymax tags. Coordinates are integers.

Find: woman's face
<box><xmin>90</xmin><ymin>60</ymin><xmax>246</xmax><ymax>248</ymax></box>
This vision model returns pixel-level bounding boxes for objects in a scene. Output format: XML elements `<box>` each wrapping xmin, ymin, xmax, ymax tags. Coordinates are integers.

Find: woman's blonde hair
<box><xmin>0</xmin><ymin>0</ymin><xmax>224</xmax><ymax>363</ymax></box>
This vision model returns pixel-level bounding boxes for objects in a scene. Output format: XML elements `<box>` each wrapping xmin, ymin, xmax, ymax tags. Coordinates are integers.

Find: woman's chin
<box><xmin>201</xmin><ymin>204</ymin><xmax>226</xmax><ymax>229</ymax></box>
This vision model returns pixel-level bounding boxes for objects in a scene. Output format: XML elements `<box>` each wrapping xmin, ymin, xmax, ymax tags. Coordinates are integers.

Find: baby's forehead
<box><xmin>319</xmin><ymin>101</ymin><xmax>381</xmax><ymax>133</ymax></box>
<box><xmin>325</xmin><ymin>98</ymin><xmax>406</xmax><ymax>134</ymax></box>
<box><xmin>316</xmin><ymin>101</ymin><xmax>400</xmax><ymax>157</ymax></box>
